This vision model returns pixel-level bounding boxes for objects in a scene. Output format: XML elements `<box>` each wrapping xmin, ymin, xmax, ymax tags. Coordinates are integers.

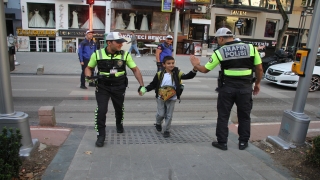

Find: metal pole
<box><xmin>172</xmin><ymin>8</ymin><xmax>180</xmax><ymax>59</ymax></box>
<box><xmin>292</xmin><ymin>5</ymin><xmax>320</xmax><ymax>113</ymax></box>
<box><xmin>105</xmin><ymin>0</ymin><xmax>111</xmax><ymax>34</ymax></box>
<box><xmin>0</xmin><ymin>2</ymin><xmax>14</xmax><ymax>115</ymax></box>
<box><xmin>89</xmin><ymin>4</ymin><xmax>93</xmax><ymax>31</ymax></box>
<box><xmin>0</xmin><ymin>2</ymin><xmax>38</xmax><ymax>156</ymax></box>
<box><xmin>267</xmin><ymin>0</ymin><xmax>320</xmax><ymax>149</ymax></box>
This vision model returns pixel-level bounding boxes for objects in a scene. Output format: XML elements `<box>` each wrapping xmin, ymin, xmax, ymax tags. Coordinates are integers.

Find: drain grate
<box><xmin>106</xmin><ymin>127</ymin><xmax>212</xmax><ymax>145</ymax></box>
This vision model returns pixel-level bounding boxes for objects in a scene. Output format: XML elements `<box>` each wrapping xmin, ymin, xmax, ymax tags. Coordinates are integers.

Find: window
<box><xmin>69</xmin><ymin>5</ymin><xmax>105</xmax><ymax>29</ymax></box>
<box><xmin>27</xmin><ymin>3</ymin><xmax>55</xmax><ymax>28</ymax></box>
<box><xmin>264</xmin><ymin>20</ymin><xmax>277</xmax><ymax>38</ymax></box>
<box><xmin>113</xmin><ymin>10</ymin><xmax>152</xmax><ymax>31</ymax></box>
<box><xmin>215</xmin><ymin>16</ymin><xmax>255</xmax><ymax>36</ymax></box>
<box><xmin>214</xmin><ymin>0</ymin><xmax>293</xmax><ymax>12</ymax></box>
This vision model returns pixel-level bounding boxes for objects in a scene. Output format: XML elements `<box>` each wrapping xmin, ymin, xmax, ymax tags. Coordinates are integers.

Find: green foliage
<box><xmin>306</xmin><ymin>135</ymin><xmax>320</xmax><ymax>167</ymax></box>
<box><xmin>0</xmin><ymin>127</ymin><xmax>22</xmax><ymax>180</ymax></box>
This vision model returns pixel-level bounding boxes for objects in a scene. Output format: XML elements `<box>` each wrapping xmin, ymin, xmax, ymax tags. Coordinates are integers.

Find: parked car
<box><xmin>264</xmin><ymin>60</ymin><xmax>320</xmax><ymax>92</ymax></box>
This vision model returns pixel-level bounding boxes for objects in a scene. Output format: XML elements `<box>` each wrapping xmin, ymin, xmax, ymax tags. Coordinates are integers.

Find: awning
<box><xmin>111</xmin><ymin>1</ymin><xmax>133</xmax><ymax>9</ymax></box>
<box><xmin>192</xmin><ymin>19</ymin><xmax>211</xmax><ymax>24</ymax></box>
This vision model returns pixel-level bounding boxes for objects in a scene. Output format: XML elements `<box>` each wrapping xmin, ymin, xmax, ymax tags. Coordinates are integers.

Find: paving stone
<box><xmin>88</xmin><ymin>161</ymin><xmax>112</xmax><ymax>179</ymax></box>
<box><xmin>68</xmin><ymin>155</ymin><xmax>93</xmax><ymax>170</ymax></box>
<box><xmin>63</xmin><ymin>170</ymin><xmax>89</xmax><ymax>180</ymax></box>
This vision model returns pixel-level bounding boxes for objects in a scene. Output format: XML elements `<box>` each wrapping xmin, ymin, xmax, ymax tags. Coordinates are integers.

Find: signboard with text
<box><xmin>161</xmin><ymin>0</ymin><xmax>173</xmax><ymax>12</ymax></box>
<box><xmin>17</xmin><ymin>29</ymin><xmax>56</xmax><ymax>37</ymax></box>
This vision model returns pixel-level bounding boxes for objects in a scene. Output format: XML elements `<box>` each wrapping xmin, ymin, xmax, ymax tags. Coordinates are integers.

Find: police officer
<box><xmin>155</xmin><ymin>35</ymin><xmax>174</xmax><ymax>71</ymax></box>
<box><xmin>78</xmin><ymin>30</ymin><xmax>97</xmax><ymax>89</ymax></box>
<box><xmin>84</xmin><ymin>32</ymin><xmax>145</xmax><ymax>147</ymax></box>
<box><xmin>190</xmin><ymin>28</ymin><xmax>263</xmax><ymax>151</ymax></box>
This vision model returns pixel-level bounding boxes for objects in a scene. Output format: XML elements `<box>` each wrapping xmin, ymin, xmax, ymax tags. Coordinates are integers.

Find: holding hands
<box><xmin>85</xmin><ymin>76</ymin><xmax>94</xmax><ymax>83</ymax></box>
<box><xmin>138</xmin><ymin>86</ymin><xmax>147</xmax><ymax>96</ymax></box>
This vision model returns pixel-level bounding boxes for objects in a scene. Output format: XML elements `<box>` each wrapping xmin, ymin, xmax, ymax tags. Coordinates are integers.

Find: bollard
<box><xmin>38</xmin><ymin>106</ymin><xmax>56</xmax><ymax>126</ymax></box>
<box><xmin>36</xmin><ymin>64</ymin><xmax>44</xmax><ymax>75</ymax></box>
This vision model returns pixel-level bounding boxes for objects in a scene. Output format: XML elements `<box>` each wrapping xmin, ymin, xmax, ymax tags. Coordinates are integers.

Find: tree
<box><xmin>275</xmin><ymin>0</ymin><xmax>289</xmax><ymax>51</ymax></box>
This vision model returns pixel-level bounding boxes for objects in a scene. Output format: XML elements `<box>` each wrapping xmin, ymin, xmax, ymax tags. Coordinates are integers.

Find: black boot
<box><xmin>116</xmin><ymin>124</ymin><xmax>124</xmax><ymax>133</ymax></box>
<box><xmin>212</xmin><ymin>141</ymin><xmax>228</xmax><ymax>151</ymax></box>
<box><xmin>96</xmin><ymin>136</ymin><xmax>105</xmax><ymax>147</ymax></box>
<box><xmin>239</xmin><ymin>141</ymin><xmax>248</xmax><ymax>150</ymax></box>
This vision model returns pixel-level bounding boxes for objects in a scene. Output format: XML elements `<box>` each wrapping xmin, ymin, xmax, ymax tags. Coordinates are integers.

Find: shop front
<box><xmin>20</xmin><ymin>0</ymin><xmax>107</xmax><ymax>52</ymax></box>
<box><xmin>16</xmin><ymin>28</ymin><xmax>57</xmax><ymax>52</ymax></box>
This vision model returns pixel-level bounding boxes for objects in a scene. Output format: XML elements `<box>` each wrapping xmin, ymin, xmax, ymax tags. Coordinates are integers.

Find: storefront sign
<box><xmin>58</xmin><ymin>30</ymin><xmax>105</xmax><ymax>37</ymax></box>
<box><xmin>17</xmin><ymin>29</ymin><xmax>56</xmax><ymax>37</ymax></box>
<box><xmin>121</xmin><ymin>34</ymin><xmax>169</xmax><ymax>41</ymax></box>
<box><xmin>189</xmin><ymin>0</ymin><xmax>210</xmax><ymax>3</ymax></box>
<box><xmin>241</xmin><ymin>39</ymin><xmax>275</xmax><ymax>47</ymax></box>
<box><xmin>161</xmin><ymin>0</ymin><xmax>173</xmax><ymax>12</ymax></box>
<box><xmin>231</xmin><ymin>10</ymin><xmax>247</xmax><ymax>16</ymax></box>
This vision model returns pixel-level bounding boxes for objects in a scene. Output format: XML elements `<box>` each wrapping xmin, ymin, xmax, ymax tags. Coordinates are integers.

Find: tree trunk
<box><xmin>275</xmin><ymin>0</ymin><xmax>289</xmax><ymax>51</ymax></box>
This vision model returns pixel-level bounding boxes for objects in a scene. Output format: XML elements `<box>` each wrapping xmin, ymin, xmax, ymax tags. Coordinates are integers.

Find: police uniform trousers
<box><xmin>216</xmin><ymin>85</ymin><xmax>253</xmax><ymax>143</ymax></box>
<box><xmin>94</xmin><ymin>84</ymin><xmax>126</xmax><ymax>136</ymax></box>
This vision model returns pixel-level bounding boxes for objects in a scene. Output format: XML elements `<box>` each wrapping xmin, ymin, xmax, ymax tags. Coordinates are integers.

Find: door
<box><xmin>36</xmin><ymin>37</ymin><xmax>49</xmax><ymax>52</ymax></box>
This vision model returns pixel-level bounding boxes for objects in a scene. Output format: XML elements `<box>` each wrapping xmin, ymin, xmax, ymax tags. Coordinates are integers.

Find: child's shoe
<box><xmin>163</xmin><ymin>131</ymin><xmax>170</xmax><ymax>138</ymax></box>
<box><xmin>154</xmin><ymin>123</ymin><xmax>162</xmax><ymax>132</ymax></box>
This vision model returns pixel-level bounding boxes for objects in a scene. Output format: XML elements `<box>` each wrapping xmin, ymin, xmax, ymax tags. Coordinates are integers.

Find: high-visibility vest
<box><xmin>214</xmin><ymin>43</ymin><xmax>255</xmax><ymax>81</ymax></box>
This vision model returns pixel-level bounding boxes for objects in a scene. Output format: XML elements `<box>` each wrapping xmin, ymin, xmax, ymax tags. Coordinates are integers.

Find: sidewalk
<box><xmin>24</xmin><ymin>123</ymin><xmax>299</xmax><ymax>180</ymax></box>
<box><xmin>29</xmin><ymin>120</ymin><xmax>320</xmax><ymax>180</ymax></box>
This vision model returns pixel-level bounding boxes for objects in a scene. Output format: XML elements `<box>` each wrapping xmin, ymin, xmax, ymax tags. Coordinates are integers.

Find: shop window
<box><xmin>264</xmin><ymin>20</ymin><xmax>277</xmax><ymax>38</ymax></box>
<box><xmin>69</xmin><ymin>5</ymin><xmax>106</xmax><ymax>29</ymax></box>
<box><xmin>214</xmin><ymin>0</ymin><xmax>292</xmax><ymax>11</ymax></box>
<box><xmin>215</xmin><ymin>16</ymin><xmax>255</xmax><ymax>37</ymax></box>
<box><xmin>62</xmin><ymin>39</ymin><xmax>77</xmax><ymax>53</ymax></box>
<box><xmin>27</xmin><ymin>3</ymin><xmax>55</xmax><ymax>28</ymax></box>
<box><xmin>113</xmin><ymin>10</ymin><xmax>152</xmax><ymax>32</ymax></box>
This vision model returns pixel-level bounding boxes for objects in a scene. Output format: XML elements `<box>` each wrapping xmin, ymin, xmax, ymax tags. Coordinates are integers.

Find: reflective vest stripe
<box><xmin>224</xmin><ymin>69</ymin><xmax>252</xmax><ymax>76</ymax></box>
<box><xmin>97</xmin><ymin>49</ymin><xmax>103</xmax><ymax>59</ymax></box>
<box><xmin>249</xmin><ymin>44</ymin><xmax>255</xmax><ymax>56</ymax></box>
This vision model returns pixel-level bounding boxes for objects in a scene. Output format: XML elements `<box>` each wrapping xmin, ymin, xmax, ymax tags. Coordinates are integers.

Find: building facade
<box><xmin>4</xmin><ymin>0</ymin><xmax>21</xmax><ymax>36</ymax></box>
<box><xmin>14</xmin><ymin>0</ymin><xmax>317</xmax><ymax>53</ymax></box>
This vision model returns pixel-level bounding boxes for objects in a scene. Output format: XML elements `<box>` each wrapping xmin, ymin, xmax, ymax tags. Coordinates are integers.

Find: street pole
<box><xmin>0</xmin><ymin>2</ymin><xmax>38</xmax><ymax>156</ymax></box>
<box><xmin>172</xmin><ymin>8</ymin><xmax>179</xmax><ymax>60</ymax></box>
<box><xmin>89</xmin><ymin>4</ymin><xmax>93</xmax><ymax>31</ymax></box>
<box><xmin>104</xmin><ymin>0</ymin><xmax>112</xmax><ymax>48</ymax></box>
<box><xmin>267</xmin><ymin>0</ymin><xmax>320</xmax><ymax>149</ymax></box>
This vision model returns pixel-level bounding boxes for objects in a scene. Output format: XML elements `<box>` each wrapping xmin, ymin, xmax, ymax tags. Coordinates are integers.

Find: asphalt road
<box><xmin>9</xmin><ymin>74</ymin><xmax>320</xmax><ymax>126</ymax></box>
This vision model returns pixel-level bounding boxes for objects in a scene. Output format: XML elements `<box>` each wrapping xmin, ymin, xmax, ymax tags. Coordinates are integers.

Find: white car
<box><xmin>264</xmin><ymin>60</ymin><xmax>320</xmax><ymax>92</ymax></box>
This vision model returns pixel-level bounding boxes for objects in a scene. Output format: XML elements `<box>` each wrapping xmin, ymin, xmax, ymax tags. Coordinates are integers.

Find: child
<box><xmin>144</xmin><ymin>56</ymin><xmax>197</xmax><ymax>138</ymax></box>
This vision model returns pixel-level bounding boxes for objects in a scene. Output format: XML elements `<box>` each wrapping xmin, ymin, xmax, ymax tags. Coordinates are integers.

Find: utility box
<box><xmin>195</xmin><ymin>5</ymin><xmax>206</xmax><ymax>13</ymax></box>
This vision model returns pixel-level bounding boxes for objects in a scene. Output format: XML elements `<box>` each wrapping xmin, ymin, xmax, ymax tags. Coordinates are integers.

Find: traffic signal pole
<box><xmin>267</xmin><ymin>0</ymin><xmax>320</xmax><ymax>149</ymax></box>
<box><xmin>0</xmin><ymin>2</ymin><xmax>38</xmax><ymax>157</ymax></box>
<box><xmin>172</xmin><ymin>8</ymin><xmax>179</xmax><ymax>59</ymax></box>
<box><xmin>89</xmin><ymin>4</ymin><xmax>93</xmax><ymax>31</ymax></box>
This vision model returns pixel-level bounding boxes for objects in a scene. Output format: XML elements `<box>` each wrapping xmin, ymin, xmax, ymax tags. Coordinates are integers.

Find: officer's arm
<box><xmin>84</xmin><ymin>66</ymin><xmax>94</xmax><ymax>77</ymax></box>
<box><xmin>253</xmin><ymin>48</ymin><xmax>263</xmax><ymax>84</ymax></box>
<box><xmin>84</xmin><ymin>52</ymin><xmax>97</xmax><ymax>77</ymax></box>
<box><xmin>130</xmin><ymin>66</ymin><xmax>144</xmax><ymax>87</ymax></box>
<box><xmin>255</xmin><ymin>64</ymin><xmax>263</xmax><ymax>84</ymax></box>
<box><xmin>253</xmin><ymin>49</ymin><xmax>263</xmax><ymax>95</ymax></box>
<box><xmin>155</xmin><ymin>45</ymin><xmax>162</xmax><ymax>62</ymax></box>
<box><xmin>78</xmin><ymin>43</ymin><xmax>83</xmax><ymax>62</ymax></box>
